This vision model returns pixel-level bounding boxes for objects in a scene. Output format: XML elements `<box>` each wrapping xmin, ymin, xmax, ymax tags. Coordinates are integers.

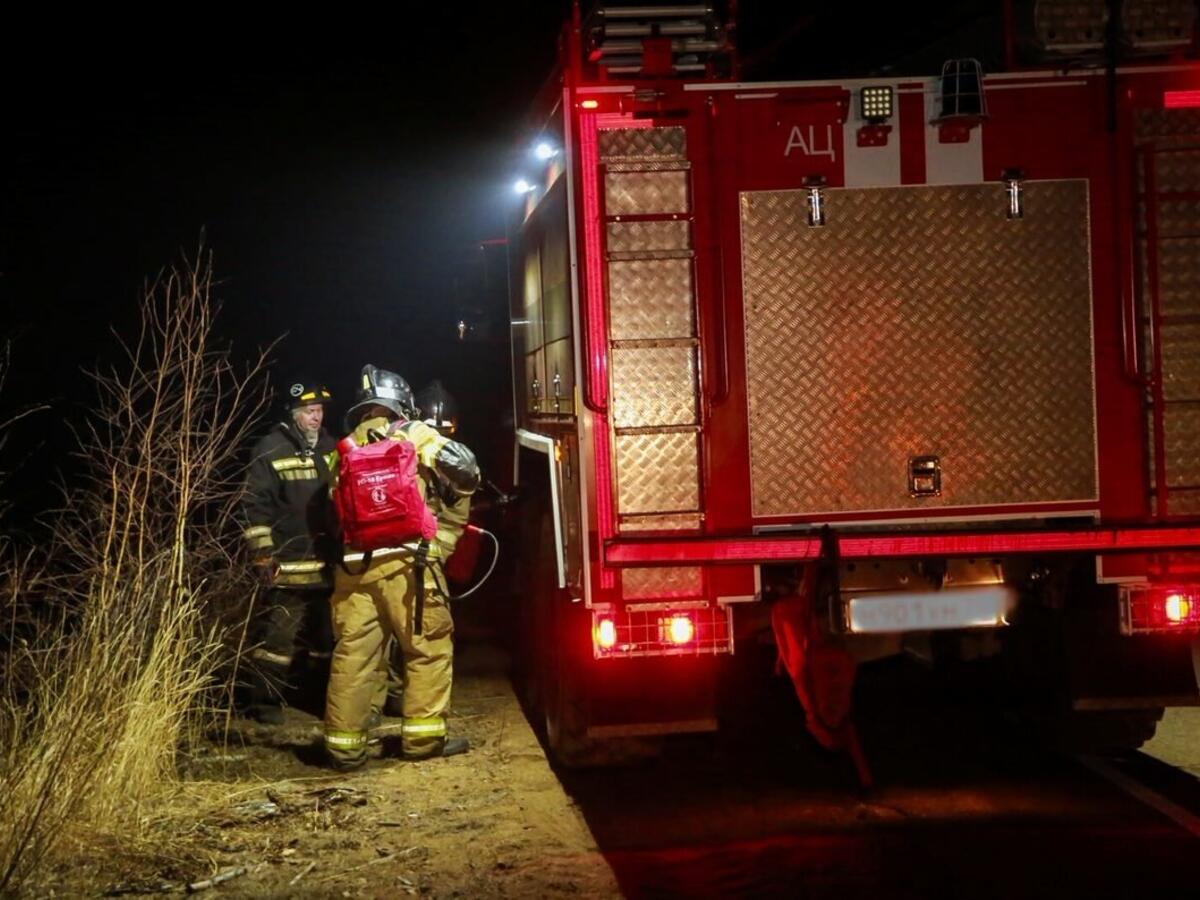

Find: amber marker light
<box><xmin>580</xmin><ymin>99</ymin><xmax>600</xmax><ymax>109</ymax></box>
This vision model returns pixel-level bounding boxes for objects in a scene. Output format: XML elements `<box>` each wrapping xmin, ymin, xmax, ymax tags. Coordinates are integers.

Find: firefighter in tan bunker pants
<box><xmin>368</xmin><ymin>380</ymin><xmax>473</xmax><ymax>721</ymax></box>
<box><xmin>324</xmin><ymin>365</ymin><xmax>480</xmax><ymax>770</ymax></box>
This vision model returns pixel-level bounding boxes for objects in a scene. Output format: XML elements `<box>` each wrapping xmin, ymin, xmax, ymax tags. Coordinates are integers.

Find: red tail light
<box><xmin>1121</xmin><ymin>585</ymin><xmax>1200</xmax><ymax>633</ymax></box>
<box><xmin>596</xmin><ymin>617</ymin><xmax>618</xmax><ymax>649</ymax></box>
<box><xmin>1164</xmin><ymin>593</ymin><xmax>1194</xmax><ymax>624</ymax></box>
<box><xmin>591</xmin><ymin>608</ymin><xmax>732</xmax><ymax>658</ymax></box>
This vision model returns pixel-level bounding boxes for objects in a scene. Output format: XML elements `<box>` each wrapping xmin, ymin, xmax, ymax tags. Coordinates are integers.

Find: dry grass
<box><xmin>0</xmin><ymin>250</ymin><xmax>274</xmax><ymax>893</ymax></box>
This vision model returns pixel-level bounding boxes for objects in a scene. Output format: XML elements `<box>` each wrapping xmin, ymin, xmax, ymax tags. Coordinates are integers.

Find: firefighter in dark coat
<box><xmin>241</xmin><ymin>379</ymin><xmax>338</xmax><ymax>723</ymax></box>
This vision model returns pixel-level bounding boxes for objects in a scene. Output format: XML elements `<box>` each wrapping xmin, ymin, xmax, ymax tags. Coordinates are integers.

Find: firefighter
<box><xmin>324</xmin><ymin>365</ymin><xmax>479</xmax><ymax>770</ymax></box>
<box><xmin>240</xmin><ymin>378</ymin><xmax>337</xmax><ymax>724</ymax></box>
<box><xmin>371</xmin><ymin>379</ymin><xmax>471</xmax><ymax>721</ymax></box>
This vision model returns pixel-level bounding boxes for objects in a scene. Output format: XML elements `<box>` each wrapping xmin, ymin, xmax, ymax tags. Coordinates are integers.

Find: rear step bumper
<box><xmin>605</xmin><ymin>525</ymin><xmax>1200</xmax><ymax>566</ymax></box>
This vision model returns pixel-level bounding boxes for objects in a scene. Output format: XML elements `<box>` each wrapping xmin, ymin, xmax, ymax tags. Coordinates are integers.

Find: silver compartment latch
<box><xmin>908</xmin><ymin>455</ymin><xmax>942</xmax><ymax>497</ymax></box>
<box><xmin>803</xmin><ymin>175</ymin><xmax>826</xmax><ymax>227</ymax></box>
<box><xmin>1003</xmin><ymin>168</ymin><xmax>1025</xmax><ymax>220</ymax></box>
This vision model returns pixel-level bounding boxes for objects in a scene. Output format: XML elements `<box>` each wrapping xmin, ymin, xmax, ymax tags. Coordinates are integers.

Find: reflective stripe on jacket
<box><xmin>242</xmin><ymin>420</ymin><xmax>337</xmax><ymax>587</ymax></box>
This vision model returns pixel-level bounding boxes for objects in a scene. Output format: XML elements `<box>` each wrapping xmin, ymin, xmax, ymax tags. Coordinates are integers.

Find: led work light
<box><xmin>860</xmin><ymin>85</ymin><xmax>894</xmax><ymax>123</ymax></box>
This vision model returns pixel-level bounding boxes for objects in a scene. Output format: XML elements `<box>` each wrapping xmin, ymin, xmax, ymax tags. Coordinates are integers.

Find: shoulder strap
<box><xmin>413</xmin><ymin>539</ymin><xmax>430</xmax><ymax>636</ymax></box>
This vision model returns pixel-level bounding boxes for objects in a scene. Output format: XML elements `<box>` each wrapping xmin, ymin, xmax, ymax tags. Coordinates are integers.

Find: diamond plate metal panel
<box><xmin>1169</xmin><ymin>491</ymin><xmax>1200</xmax><ymax>517</ymax></box>
<box><xmin>1161</xmin><ymin>322</ymin><xmax>1200</xmax><ymax>401</ymax></box>
<box><xmin>616</xmin><ymin>431</ymin><xmax>700</xmax><ymax>515</ymax></box>
<box><xmin>1158</xmin><ymin>199</ymin><xmax>1200</xmax><ymax>237</ymax></box>
<box><xmin>1136</xmin><ymin>109</ymin><xmax>1200</xmax><ymax>138</ymax></box>
<box><xmin>1165</xmin><ymin>405</ymin><xmax>1200</xmax><ymax>487</ymax></box>
<box><xmin>1034</xmin><ymin>1</ymin><xmax>1105</xmax><ymax>50</ymax></box>
<box><xmin>621</xmin><ymin>566</ymin><xmax>703</xmax><ymax>600</ymax></box>
<box><xmin>740</xmin><ymin>181</ymin><xmax>1097</xmax><ymax>516</ymax></box>
<box><xmin>608</xmin><ymin>219</ymin><xmax>692</xmax><ymax>254</ymax></box>
<box><xmin>1156</xmin><ymin>151</ymin><xmax>1200</xmax><ymax>194</ymax></box>
<box><xmin>606</xmin><ymin>171</ymin><xmax>689</xmax><ymax>216</ymax></box>
<box><xmin>618</xmin><ymin>513</ymin><xmax>704</xmax><ymax>533</ymax></box>
<box><xmin>1158</xmin><ymin>239</ymin><xmax>1200</xmax><ymax>318</ymax></box>
<box><xmin>599</xmin><ymin>126</ymin><xmax>687</xmax><ymax>162</ymax></box>
<box><xmin>609</xmin><ymin>258</ymin><xmax>696</xmax><ymax>341</ymax></box>
<box><xmin>1123</xmin><ymin>0</ymin><xmax>1196</xmax><ymax>49</ymax></box>
<box><xmin>1138</xmin><ymin>110</ymin><xmax>1200</xmax><ymax>511</ymax></box>
<box><xmin>607</xmin><ymin>161</ymin><xmax>690</xmax><ymax>173</ymax></box>
<box><xmin>611</xmin><ymin>346</ymin><xmax>698</xmax><ymax>428</ymax></box>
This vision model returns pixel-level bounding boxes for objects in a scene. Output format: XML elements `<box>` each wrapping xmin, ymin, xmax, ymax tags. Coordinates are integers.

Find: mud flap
<box><xmin>771</xmin><ymin>551</ymin><xmax>873</xmax><ymax>788</ymax></box>
<box><xmin>1193</xmin><ymin>639</ymin><xmax>1200</xmax><ymax>692</ymax></box>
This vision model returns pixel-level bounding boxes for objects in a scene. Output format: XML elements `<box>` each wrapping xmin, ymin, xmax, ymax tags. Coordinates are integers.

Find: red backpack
<box><xmin>333</xmin><ymin>428</ymin><xmax>437</xmax><ymax>552</ymax></box>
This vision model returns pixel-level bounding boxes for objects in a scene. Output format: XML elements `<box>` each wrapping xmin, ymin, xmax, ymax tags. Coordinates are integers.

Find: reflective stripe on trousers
<box><xmin>324</xmin><ymin>728</ymin><xmax>367</xmax><ymax>750</ymax></box>
<box><xmin>401</xmin><ymin>717</ymin><xmax>446</xmax><ymax>737</ymax></box>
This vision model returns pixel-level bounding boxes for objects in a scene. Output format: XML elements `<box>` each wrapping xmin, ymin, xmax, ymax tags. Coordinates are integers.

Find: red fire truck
<box><xmin>506</xmin><ymin>1</ymin><xmax>1200</xmax><ymax>772</ymax></box>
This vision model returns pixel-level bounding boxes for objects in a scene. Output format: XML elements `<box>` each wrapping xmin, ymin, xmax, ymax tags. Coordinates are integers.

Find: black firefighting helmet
<box><xmin>344</xmin><ymin>364</ymin><xmax>417</xmax><ymax>431</ymax></box>
<box><xmin>415</xmin><ymin>379</ymin><xmax>458</xmax><ymax>434</ymax></box>
<box><xmin>283</xmin><ymin>378</ymin><xmax>332</xmax><ymax>411</ymax></box>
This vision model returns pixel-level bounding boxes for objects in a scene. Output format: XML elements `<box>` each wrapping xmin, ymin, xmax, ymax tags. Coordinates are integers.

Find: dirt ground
<box><xmin>33</xmin><ymin>635</ymin><xmax>1200</xmax><ymax>898</ymax></box>
<box><xmin>44</xmin><ymin>640</ymin><xmax>619</xmax><ymax>899</ymax></box>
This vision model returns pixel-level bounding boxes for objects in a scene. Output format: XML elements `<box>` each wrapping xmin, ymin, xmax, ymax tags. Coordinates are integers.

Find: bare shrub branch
<box><xmin>0</xmin><ymin>247</ymin><xmax>276</xmax><ymax>892</ymax></box>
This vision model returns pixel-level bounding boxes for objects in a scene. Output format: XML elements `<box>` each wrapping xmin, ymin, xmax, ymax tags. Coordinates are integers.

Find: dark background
<box><xmin>1</xmin><ymin>2</ymin><xmax>1001</xmax><ymax>520</ymax></box>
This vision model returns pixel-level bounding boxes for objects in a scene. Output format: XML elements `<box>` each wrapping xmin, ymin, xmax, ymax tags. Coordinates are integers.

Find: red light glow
<box><xmin>578</xmin><ymin>112</ymin><xmax>616</xmax><ymax>546</ymax></box>
<box><xmin>665</xmin><ymin>615</ymin><xmax>695</xmax><ymax>644</ymax></box>
<box><xmin>596</xmin><ymin>617</ymin><xmax>618</xmax><ymax>649</ymax></box>
<box><xmin>605</xmin><ymin>526</ymin><xmax>1200</xmax><ymax>567</ymax></box>
<box><xmin>1164</xmin><ymin>90</ymin><xmax>1200</xmax><ymax>110</ymax></box>
<box><xmin>1124</xmin><ymin>585</ymin><xmax>1200</xmax><ymax>632</ymax></box>
<box><xmin>1165</xmin><ymin>593</ymin><xmax>1193</xmax><ymax>624</ymax></box>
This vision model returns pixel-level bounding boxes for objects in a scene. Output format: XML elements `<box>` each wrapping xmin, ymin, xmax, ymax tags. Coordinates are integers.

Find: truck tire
<box><xmin>1000</xmin><ymin>571</ymin><xmax>1164</xmax><ymax>756</ymax></box>
<box><xmin>541</xmin><ymin>591</ymin><xmax>661</xmax><ymax>768</ymax></box>
<box><xmin>1042</xmin><ymin>708</ymin><xmax>1164</xmax><ymax>755</ymax></box>
<box><xmin>517</xmin><ymin>477</ymin><xmax>659</xmax><ymax>768</ymax></box>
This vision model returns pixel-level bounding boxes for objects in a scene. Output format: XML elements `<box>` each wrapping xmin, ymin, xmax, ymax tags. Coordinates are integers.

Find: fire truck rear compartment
<box><xmin>740</xmin><ymin>180</ymin><xmax>1097</xmax><ymax>519</ymax></box>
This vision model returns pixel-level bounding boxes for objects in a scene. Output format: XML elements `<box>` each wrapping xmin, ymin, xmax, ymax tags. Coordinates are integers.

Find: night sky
<box><xmin>5</xmin><ymin>6</ymin><xmax>566</xmax><ymax>407</ymax></box>
<box><xmin>3</xmin><ymin>6</ymin><xmax>572</xmax><ymax>511</ymax></box>
<box><xmin>2</xmin><ymin>2</ymin><xmax>999</xmax><ymax>516</ymax></box>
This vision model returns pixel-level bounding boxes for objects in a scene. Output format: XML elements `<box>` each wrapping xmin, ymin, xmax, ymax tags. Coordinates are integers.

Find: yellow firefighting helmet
<box><xmin>284</xmin><ymin>378</ymin><xmax>332</xmax><ymax>411</ymax></box>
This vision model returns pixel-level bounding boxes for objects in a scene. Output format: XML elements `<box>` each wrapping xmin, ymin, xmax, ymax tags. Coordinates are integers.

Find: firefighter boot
<box><xmin>327</xmin><ymin>751</ymin><xmax>368</xmax><ymax>773</ymax></box>
<box><xmin>404</xmin><ymin>736</ymin><xmax>470</xmax><ymax>760</ymax></box>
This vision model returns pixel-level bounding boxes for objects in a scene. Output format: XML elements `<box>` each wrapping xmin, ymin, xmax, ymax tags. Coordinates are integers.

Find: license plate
<box><xmin>845</xmin><ymin>586</ymin><xmax>1013</xmax><ymax>634</ymax></box>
